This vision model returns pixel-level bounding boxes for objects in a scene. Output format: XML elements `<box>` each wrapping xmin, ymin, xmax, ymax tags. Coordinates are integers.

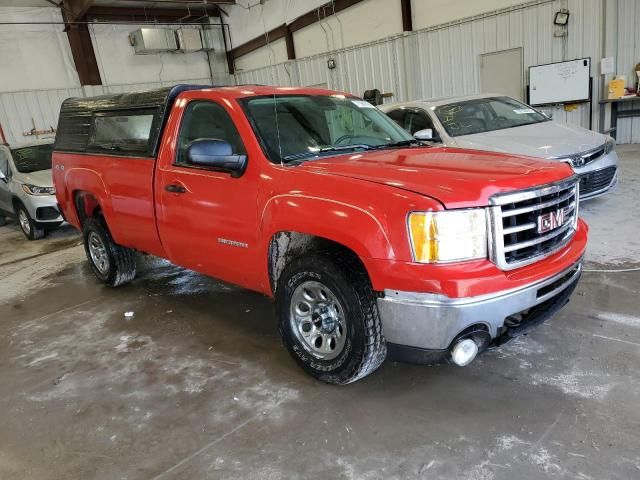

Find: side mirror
<box><xmin>186</xmin><ymin>139</ymin><xmax>247</xmax><ymax>178</ymax></box>
<box><xmin>414</xmin><ymin>129</ymin><xmax>433</xmax><ymax>141</ymax></box>
<box><xmin>414</xmin><ymin>128</ymin><xmax>441</xmax><ymax>142</ymax></box>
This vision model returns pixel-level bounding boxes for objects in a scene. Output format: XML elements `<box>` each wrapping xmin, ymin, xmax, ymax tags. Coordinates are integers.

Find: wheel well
<box><xmin>11</xmin><ymin>196</ymin><xmax>22</xmax><ymax>213</ymax></box>
<box><xmin>268</xmin><ymin>232</ymin><xmax>368</xmax><ymax>294</ymax></box>
<box><xmin>73</xmin><ymin>191</ymin><xmax>102</xmax><ymax>226</ymax></box>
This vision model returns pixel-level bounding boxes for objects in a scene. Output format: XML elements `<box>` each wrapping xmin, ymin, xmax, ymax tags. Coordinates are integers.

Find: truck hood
<box><xmin>15</xmin><ymin>169</ymin><xmax>54</xmax><ymax>187</ymax></box>
<box><xmin>452</xmin><ymin>121</ymin><xmax>607</xmax><ymax>158</ymax></box>
<box><xmin>299</xmin><ymin>147</ymin><xmax>573</xmax><ymax>209</ymax></box>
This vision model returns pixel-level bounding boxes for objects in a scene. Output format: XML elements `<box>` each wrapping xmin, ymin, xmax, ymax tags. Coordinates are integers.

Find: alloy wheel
<box><xmin>289</xmin><ymin>280</ymin><xmax>347</xmax><ymax>360</ymax></box>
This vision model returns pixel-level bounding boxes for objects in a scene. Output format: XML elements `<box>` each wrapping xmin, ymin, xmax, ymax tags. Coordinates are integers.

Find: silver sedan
<box><xmin>380</xmin><ymin>94</ymin><xmax>618</xmax><ymax>200</ymax></box>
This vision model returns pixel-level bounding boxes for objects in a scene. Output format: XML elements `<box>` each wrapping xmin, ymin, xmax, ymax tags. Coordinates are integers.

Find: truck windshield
<box><xmin>242</xmin><ymin>94</ymin><xmax>414</xmax><ymax>164</ymax></box>
<box><xmin>11</xmin><ymin>144</ymin><xmax>54</xmax><ymax>173</ymax></box>
<box><xmin>434</xmin><ymin>96</ymin><xmax>549</xmax><ymax>137</ymax></box>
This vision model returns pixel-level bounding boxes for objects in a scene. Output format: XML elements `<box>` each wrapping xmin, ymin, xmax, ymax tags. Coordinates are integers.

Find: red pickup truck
<box><xmin>53</xmin><ymin>85</ymin><xmax>587</xmax><ymax>384</ymax></box>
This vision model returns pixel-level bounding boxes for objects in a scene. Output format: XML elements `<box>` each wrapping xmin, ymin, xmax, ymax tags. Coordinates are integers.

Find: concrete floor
<box><xmin>1</xmin><ymin>145</ymin><xmax>639</xmax><ymax>480</ymax></box>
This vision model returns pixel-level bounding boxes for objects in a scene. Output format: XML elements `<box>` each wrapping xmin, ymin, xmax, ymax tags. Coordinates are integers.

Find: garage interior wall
<box><xmin>0</xmin><ymin>7</ymin><xmax>231</xmax><ymax>146</ymax></box>
<box><xmin>235</xmin><ymin>0</ymin><xmax>610</xmax><ymax>136</ymax></box>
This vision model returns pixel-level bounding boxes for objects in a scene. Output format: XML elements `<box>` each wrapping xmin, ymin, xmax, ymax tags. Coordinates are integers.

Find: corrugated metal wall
<box><xmin>235</xmin><ymin>62</ymin><xmax>298</xmax><ymax>87</ymax></box>
<box><xmin>615</xmin><ymin>0</ymin><xmax>640</xmax><ymax>144</ymax></box>
<box><xmin>0</xmin><ymin>78</ymin><xmax>210</xmax><ymax>147</ymax></box>
<box><xmin>236</xmin><ymin>0</ymin><xmax>625</xmax><ymax>139</ymax></box>
<box><xmin>0</xmin><ymin>87</ymin><xmax>82</xmax><ymax>146</ymax></box>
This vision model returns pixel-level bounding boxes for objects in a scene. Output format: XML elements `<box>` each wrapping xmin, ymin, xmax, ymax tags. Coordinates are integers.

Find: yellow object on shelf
<box><xmin>608</xmin><ymin>78</ymin><xmax>625</xmax><ymax>99</ymax></box>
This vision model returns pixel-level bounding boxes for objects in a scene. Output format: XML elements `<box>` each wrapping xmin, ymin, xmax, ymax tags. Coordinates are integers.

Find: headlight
<box><xmin>408</xmin><ymin>209</ymin><xmax>487</xmax><ymax>263</ymax></box>
<box><xmin>604</xmin><ymin>137</ymin><xmax>615</xmax><ymax>155</ymax></box>
<box><xmin>22</xmin><ymin>184</ymin><xmax>55</xmax><ymax>196</ymax></box>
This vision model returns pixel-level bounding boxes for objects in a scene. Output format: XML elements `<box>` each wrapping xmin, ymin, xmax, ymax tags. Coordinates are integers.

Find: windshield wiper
<box><xmin>318</xmin><ymin>144</ymin><xmax>377</xmax><ymax>153</ymax></box>
<box><xmin>373</xmin><ymin>140</ymin><xmax>422</xmax><ymax>149</ymax></box>
<box><xmin>282</xmin><ymin>141</ymin><xmax>422</xmax><ymax>164</ymax></box>
<box><xmin>283</xmin><ymin>144</ymin><xmax>376</xmax><ymax>163</ymax></box>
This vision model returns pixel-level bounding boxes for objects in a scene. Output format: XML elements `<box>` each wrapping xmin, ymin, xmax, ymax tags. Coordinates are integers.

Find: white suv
<box><xmin>0</xmin><ymin>141</ymin><xmax>63</xmax><ymax>239</ymax></box>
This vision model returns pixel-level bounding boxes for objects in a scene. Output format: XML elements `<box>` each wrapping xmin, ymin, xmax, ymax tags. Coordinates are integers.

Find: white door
<box><xmin>480</xmin><ymin>48</ymin><xmax>524</xmax><ymax>101</ymax></box>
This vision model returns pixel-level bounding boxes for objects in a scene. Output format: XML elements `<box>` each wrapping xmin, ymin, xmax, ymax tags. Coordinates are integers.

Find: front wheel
<box><xmin>277</xmin><ymin>254</ymin><xmax>386</xmax><ymax>384</ymax></box>
<box><xmin>16</xmin><ymin>204</ymin><xmax>44</xmax><ymax>240</ymax></box>
<box><xmin>82</xmin><ymin>216</ymin><xmax>136</xmax><ymax>287</ymax></box>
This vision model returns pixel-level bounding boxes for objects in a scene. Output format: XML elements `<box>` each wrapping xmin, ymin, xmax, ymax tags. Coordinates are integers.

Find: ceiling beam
<box><xmin>288</xmin><ymin>0</ymin><xmax>363</xmax><ymax>33</ymax></box>
<box><xmin>400</xmin><ymin>0</ymin><xmax>412</xmax><ymax>31</ymax></box>
<box><xmin>62</xmin><ymin>0</ymin><xmax>93</xmax><ymax>22</ymax></box>
<box><xmin>230</xmin><ymin>23</ymin><xmax>287</xmax><ymax>59</ymax></box>
<box><xmin>284</xmin><ymin>24</ymin><xmax>295</xmax><ymax>60</ymax></box>
<box><xmin>61</xmin><ymin>7</ymin><xmax>102</xmax><ymax>85</ymax></box>
<box><xmin>229</xmin><ymin>0</ymin><xmax>364</xmax><ymax>64</ymax></box>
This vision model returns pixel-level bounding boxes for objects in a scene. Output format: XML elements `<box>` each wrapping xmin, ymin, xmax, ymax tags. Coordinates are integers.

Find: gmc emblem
<box><xmin>537</xmin><ymin>209</ymin><xmax>565</xmax><ymax>234</ymax></box>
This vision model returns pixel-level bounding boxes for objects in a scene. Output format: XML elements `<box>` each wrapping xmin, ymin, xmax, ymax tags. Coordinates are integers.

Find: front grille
<box><xmin>576</xmin><ymin>145</ymin><xmax>605</xmax><ymax>167</ymax></box>
<box><xmin>489</xmin><ymin>178</ymin><xmax>579</xmax><ymax>270</ymax></box>
<box><xmin>557</xmin><ymin>144</ymin><xmax>606</xmax><ymax>168</ymax></box>
<box><xmin>578</xmin><ymin>166</ymin><xmax>616</xmax><ymax>197</ymax></box>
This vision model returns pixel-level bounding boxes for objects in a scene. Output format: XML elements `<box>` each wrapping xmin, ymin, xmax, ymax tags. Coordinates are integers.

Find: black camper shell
<box><xmin>54</xmin><ymin>84</ymin><xmax>211</xmax><ymax>158</ymax></box>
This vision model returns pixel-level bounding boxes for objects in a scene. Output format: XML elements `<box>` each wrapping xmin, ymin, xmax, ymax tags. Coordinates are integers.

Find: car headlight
<box><xmin>22</xmin><ymin>184</ymin><xmax>55</xmax><ymax>196</ymax></box>
<box><xmin>408</xmin><ymin>209</ymin><xmax>488</xmax><ymax>263</ymax></box>
<box><xmin>604</xmin><ymin>136</ymin><xmax>615</xmax><ymax>155</ymax></box>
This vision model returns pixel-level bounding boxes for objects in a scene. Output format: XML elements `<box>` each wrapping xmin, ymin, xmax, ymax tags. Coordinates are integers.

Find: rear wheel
<box><xmin>16</xmin><ymin>204</ymin><xmax>44</xmax><ymax>240</ymax></box>
<box><xmin>277</xmin><ymin>253</ymin><xmax>386</xmax><ymax>384</ymax></box>
<box><xmin>82</xmin><ymin>216</ymin><xmax>136</xmax><ymax>287</ymax></box>
<box><xmin>0</xmin><ymin>215</ymin><xmax>6</xmax><ymax>226</ymax></box>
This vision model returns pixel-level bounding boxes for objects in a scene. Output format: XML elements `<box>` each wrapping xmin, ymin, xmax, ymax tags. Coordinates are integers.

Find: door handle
<box><xmin>165</xmin><ymin>184</ymin><xmax>187</xmax><ymax>194</ymax></box>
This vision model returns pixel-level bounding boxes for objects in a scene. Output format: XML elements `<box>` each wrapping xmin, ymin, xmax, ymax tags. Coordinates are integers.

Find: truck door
<box><xmin>154</xmin><ymin>97</ymin><xmax>261</xmax><ymax>290</ymax></box>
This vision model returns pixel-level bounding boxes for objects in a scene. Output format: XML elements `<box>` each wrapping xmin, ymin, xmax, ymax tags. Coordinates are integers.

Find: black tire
<box><xmin>15</xmin><ymin>203</ymin><xmax>44</xmax><ymax>240</ymax></box>
<box><xmin>277</xmin><ymin>253</ymin><xmax>386</xmax><ymax>385</ymax></box>
<box><xmin>82</xmin><ymin>216</ymin><xmax>136</xmax><ymax>287</ymax></box>
<box><xmin>0</xmin><ymin>215</ymin><xmax>6</xmax><ymax>227</ymax></box>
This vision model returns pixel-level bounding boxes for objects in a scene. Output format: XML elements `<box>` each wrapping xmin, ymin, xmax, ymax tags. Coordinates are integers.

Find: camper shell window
<box><xmin>89</xmin><ymin>110</ymin><xmax>156</xmax><ymax>155</ymax></box>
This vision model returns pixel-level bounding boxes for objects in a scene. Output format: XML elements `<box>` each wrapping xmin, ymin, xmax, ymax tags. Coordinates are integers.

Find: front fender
<box><xmin>261</xmin><ymin>193</ymin><xmax>395</xmax><ymax>260</ymax></box>
<box><xmin>260</xmin><ymin>193</ymin><xmax>403</xmax><ymax>293</ymax></box>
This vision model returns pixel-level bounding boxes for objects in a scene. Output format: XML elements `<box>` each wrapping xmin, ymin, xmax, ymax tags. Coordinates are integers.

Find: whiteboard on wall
<box><xmin>528</xmin><ymin>58</ymin><xmax>591</xmax><ymax>106</ymax></box>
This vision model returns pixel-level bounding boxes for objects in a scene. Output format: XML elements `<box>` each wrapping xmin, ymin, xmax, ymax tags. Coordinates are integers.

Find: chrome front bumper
<box><xmin>377</xmin><ymin>260</ymin><xmax>583</xmax><ymax>351</ymax></box>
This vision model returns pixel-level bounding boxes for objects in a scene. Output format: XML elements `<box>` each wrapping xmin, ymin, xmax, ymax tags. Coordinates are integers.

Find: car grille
<box><xmin>558</xmin><ymin>144</ymin><xmax>606</xmax><ymax>168</ymax></box>
<box><xmin>578</xmin><ymin>166</ymin><xmax>616</xmax><ymax>197</ymax></box>
<box><xmin>488</xmin><ymin>178</ymin><xmax>579</xmax><ymax>270</ymax></box>
<box><xmin>575</xmin><ymin>144</ymin><xmax>605</xmax><ymax>167</ymax></box>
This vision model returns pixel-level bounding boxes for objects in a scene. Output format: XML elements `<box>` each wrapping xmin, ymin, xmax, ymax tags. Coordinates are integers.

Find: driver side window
<box><xmin>176</xmin><ymin>101</ymin><xmax>245</xmax><ymax>167</ymax></box>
